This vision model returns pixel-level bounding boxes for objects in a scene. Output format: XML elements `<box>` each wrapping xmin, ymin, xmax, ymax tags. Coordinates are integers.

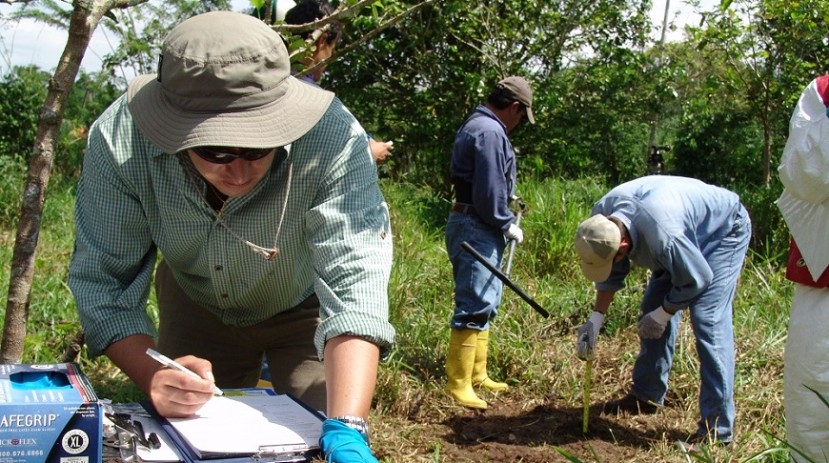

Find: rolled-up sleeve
<box><xmin>305</xmin><ymin>115</ymin><xmax>396</xmax><ymax>360</ymax></box>
<box><xmin>69</xmin><ymin>115</ymin><xmax>158</xmax><ymax>357</ymax></box>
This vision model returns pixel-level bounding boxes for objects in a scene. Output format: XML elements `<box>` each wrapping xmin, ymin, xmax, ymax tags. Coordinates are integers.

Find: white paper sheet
<box><xmin>167</xmin><ymin>394</ymin><xmax>321</xmax><ymax>458</ymax></box>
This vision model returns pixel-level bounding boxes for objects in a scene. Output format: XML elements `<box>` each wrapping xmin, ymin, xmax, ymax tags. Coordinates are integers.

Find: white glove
<box><xmin>637</xmin><ymin>306</ymin><xmax>675</xmax><ymax>339</ymax></box>
<box><xmin>504</xmin><ymin>224</ymin><xmax>524</xmax><ymax>244</ymax></box>
<box><xmin>576</xmin><ymin>311</ymin><xmax>605</xmax><ymax>360</ymax></box>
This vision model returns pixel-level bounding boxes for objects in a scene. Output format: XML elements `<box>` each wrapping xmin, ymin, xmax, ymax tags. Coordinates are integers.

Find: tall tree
<box><xmin>689</xmin><ymin>0</ymin><xmax>829</xmax><ymax>186</ymax></box>
<box><xmin>1</xmin><ymin>0</ymin><xmax>149</xmax><ymax>365</ymax></box>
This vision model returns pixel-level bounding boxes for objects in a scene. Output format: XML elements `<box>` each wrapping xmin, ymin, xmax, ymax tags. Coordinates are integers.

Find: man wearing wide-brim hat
<box><xmin>68</xmin><ymin>11</ymin><xmax>393</xmax><ymax>462</ymax></box>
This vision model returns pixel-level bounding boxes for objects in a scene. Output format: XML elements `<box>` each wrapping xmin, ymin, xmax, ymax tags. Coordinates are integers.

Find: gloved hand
<box><xmin>637</xmin><ymin>306</ymin><xmax>675</xmax><ymax>339</ymax></box>
<box><xmin>319</xmin><ymin>419</ymin><xmax>377</xmax><ymax>463</ymax></box>
<box><xmin>576</xmin><ymin>311</ymin><xmax>605</xmax><ymax>360</ymax></box>
<box><xmin>504</xmin><ymin>224</ymin><xmax>524</xmax><ymax>244</ymax></box>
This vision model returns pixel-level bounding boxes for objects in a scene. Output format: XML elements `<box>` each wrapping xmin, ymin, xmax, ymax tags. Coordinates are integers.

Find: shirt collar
<box><xmin>474</xmin><ymin>105</ymin><xmax>507</xmax><ymax>131</ymax></box>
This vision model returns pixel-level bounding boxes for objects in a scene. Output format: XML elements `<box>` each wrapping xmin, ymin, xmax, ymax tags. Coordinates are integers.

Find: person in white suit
<box><xmin>777</xmin><ymin>74</ymin><xmax>829</xmax><ymax>462</ymax></box>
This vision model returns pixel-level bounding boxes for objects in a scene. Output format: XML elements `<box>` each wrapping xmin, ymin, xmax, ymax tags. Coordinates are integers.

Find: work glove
<box><xmin>637</xmin><ymin>306</ymin><xmax>675</xmax><ymax>339</ymax></box>
<box><xmin>319</xmin><ymin>419</ymin><xmax>378</xmax><ymax>463</ymax></box>
<box><xmin>504</xmin><ymin>224</ymin><xmax>524</xmax><ymax>244</ymax></box>
<box><xmin>576</xmin><ymin>311</ymin><xmax>605</xmax><ymax>360</ymax></box>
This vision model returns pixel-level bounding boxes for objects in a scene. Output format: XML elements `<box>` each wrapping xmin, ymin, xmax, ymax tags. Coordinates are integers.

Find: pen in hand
<box><xmin>145</xmin><ymin>347</ymin><xmax>224</xmax><ymax>396</ymax></box>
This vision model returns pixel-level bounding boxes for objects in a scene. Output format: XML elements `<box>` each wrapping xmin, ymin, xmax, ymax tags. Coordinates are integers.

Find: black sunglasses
<box><xmin>192</xmin><ymin>146</ymin><xmax>274</xmax><ymax>164</ymax></box>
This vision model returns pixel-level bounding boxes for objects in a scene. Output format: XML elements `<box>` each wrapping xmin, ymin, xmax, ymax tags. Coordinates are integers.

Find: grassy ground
<box><xmin>370</xmin><ymin>180</ymin><xmax>792</xmax><ymax>462</ymax></box>
<box><xmin>0</xmin><ymin>167</ymin><xmax>794</xmax><ymax>462</ymax></box>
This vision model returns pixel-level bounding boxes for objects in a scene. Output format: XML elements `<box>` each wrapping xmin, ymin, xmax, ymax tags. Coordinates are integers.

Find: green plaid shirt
<box><xmin>69</xmin><ymin>95</ymin><xmax>395</xmax><ymax>359</ymax></box>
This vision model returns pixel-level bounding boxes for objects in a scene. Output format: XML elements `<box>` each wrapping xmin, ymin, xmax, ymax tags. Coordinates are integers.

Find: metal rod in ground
<box><xmin>460</xmin><ymin>241</ymin><xmax>549</xmax><ymax>318</ymax></box>
<box><xmin>583</xmin><ymin>358</ymin><xmax>592</xmax><ymax>434</ymax></box>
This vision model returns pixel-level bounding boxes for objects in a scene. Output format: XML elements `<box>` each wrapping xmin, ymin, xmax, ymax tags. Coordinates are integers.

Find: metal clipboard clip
<box><xmin>252</xmin><ymin>443</ymin><xmax>315</xmax><ymax>462</ymax></box>
<box><xmin>106</xmin><ymin>411</ymin><xmax>162</xmax><ymax>449</ymax></box>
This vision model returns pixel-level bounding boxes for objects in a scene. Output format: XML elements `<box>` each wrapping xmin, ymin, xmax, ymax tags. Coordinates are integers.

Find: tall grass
<box><xmin>0</xmin><ymin>173</ymin><xmax>798</xmax><ymax>460</ymax></box>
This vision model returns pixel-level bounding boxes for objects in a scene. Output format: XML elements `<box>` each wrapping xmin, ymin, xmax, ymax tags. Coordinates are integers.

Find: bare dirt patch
<box><xmin>371</xmin><ymin>392</ymin><xmax>748</xmax><ymax>462</ymax></box>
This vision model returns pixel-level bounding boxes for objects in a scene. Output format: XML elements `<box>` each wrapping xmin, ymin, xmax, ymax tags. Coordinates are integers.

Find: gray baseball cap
<box><xmin>497</xmin><ymin>76</ymin><xmax>535</xmax><ymax>124</ymax></box>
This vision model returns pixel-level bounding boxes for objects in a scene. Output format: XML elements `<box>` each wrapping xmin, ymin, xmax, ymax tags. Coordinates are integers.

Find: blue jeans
<box><xmin>445</xmin><ymin>212</ymin><xmax>506</xmax><ymax>330</ymax></box>
<box><xmin>632</xmin><ymin>206</ymin><xmax>750</xmax><ymax>442</ymax></box>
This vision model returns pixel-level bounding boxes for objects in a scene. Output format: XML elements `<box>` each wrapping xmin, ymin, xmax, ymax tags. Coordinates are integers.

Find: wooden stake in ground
<box><xmin>582</xmin><ymin>357</ymin><xmax>592</xmax><ymax>434</ymax></box>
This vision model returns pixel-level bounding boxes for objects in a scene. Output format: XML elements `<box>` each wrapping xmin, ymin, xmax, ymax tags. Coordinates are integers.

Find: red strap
<box><xmin>788</xmin><ymin>239</ymin><xmax>829</xmax><ymax>288</ymax></box>
<box><xmin>817</xmin><ymin>74</ymin><xmax>829</xmax><ymax>106</ymax></box>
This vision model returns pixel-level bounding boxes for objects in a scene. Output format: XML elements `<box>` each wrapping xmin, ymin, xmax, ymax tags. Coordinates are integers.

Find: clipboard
<box><xmin>142</xmin><ymin>389</ymin><xmax>324</xmax><ymax>463</ymax></box>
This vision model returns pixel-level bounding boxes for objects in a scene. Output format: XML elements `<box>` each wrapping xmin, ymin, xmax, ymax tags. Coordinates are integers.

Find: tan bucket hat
<box><xmin>127</xmin><ymin>11</ymin><xmax>334</xmax><ymax>154</ymax></box>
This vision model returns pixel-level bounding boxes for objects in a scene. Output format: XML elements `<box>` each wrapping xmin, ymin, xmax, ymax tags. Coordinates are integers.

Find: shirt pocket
<box><xmin>363</xmin><ymin>200</ymin><xmax>392</xmax><ymax>241</ymax></box>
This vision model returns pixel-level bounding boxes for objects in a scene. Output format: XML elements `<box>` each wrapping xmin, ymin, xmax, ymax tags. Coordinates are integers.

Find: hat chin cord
<box><xmin>184</xmin><ymin>150</ymin><xmax>293</xmax><ymax>261</ymax></box>
<box><xmin>238</xmin><ymin>157</ymin><xmax>291</xmax><ymax>261</ymax></box>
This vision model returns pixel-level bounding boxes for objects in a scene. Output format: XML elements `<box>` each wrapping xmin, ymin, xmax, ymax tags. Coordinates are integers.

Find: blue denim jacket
<box><xmin>449</xmin><ymin>105</ymin><xmax>517</xmax><ymax>231</ymax></box>
<box><xmin>593</xmin><ymin>176</ymin><xmax>743</xmax><ymax>312</ymax></box>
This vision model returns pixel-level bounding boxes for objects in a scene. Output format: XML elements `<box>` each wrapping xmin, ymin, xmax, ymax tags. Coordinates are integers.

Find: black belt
<box><xmin>452</xmin><ymin>203</ymin><xmax>477</xmax><ymax>216</ymax></box>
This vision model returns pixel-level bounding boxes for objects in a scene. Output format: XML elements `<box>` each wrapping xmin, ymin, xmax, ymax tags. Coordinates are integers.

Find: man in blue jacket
<box><xmin>444</xmin><ymin>76</ymin><xmax>534</xmax><ymax>409</ymax></box>
<box><xmin>573</xmin><ymin>176</ymin><xmax>751</xmax><ymax>445</ymax></box>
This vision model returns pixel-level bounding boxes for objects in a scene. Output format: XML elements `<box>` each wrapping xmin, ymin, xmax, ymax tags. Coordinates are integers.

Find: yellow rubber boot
<box><xmin>472</xmin><ymin>329</ymin><xmax>509</xmax><ymax>392</ymax></box>
<box><xmin>445</xmin><ymin>329</ymin><xmax>487</xmax><ymax>409</ymax></box>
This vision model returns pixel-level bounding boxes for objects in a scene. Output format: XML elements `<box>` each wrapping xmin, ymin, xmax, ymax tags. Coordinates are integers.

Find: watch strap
<box><xmin>329</xmin><ymin>415</ymin><xmax>370</xmax><ymax>445</ymax></box>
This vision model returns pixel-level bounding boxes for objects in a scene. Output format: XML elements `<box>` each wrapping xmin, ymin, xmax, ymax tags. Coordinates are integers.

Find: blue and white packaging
<box><xmin>0</xmin><ymin>363</ymin><xmax>101</xmax><ymax>463</ymax></box>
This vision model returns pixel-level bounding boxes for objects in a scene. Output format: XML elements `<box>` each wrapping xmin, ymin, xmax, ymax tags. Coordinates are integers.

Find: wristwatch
<box><xmin>330</xmin><ymin>415</ymin><xmax>370</xmax><ymax>445</ymax></box>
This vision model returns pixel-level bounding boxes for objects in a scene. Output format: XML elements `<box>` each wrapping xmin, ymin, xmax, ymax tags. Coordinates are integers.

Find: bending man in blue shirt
<box><xmin>573</xmin><ymin>176</ymin><xmax>751</xmax><ymax>445</ymax></box>
<box><xmin>444</xmin><ymin>76</ymin><xmax>534</xmax><ymax>409</ymax></box>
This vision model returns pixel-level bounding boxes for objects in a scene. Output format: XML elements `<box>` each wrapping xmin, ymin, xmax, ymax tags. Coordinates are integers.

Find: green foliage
<box><xmin>0</xmin><ymin>155</ymin><xmax>27</xmax><ymax>225</ymax></box>
<box><xmin>5</xmin><ymin>0</ymin><xmax>828</xmax><ymax>198</ymax></box>
<box><xmin>733</xmin><ymin>181</ymin><xmax>788</xmax><ymax>258</ymax></box>
<box><xmin>686</xmin><ymin>0</ymin><xmax>829</xmax><ymax>185</ymax></box>
<box><xmin>327</xmin><ymin>0</ymin><xmax>654</xmax><ymax>187</ymax></box>
<box><xmin>0</xmin><ymin>65</ymin><xmax>49</xmax><ymax>158</ymax></box>
<box><xmin>56</xmin><ymin>70</ymin><xmax>121</xmax><ymax>177</ymax></box>
<box><xmin>672</xmin><ymin>108</ymin><xmax>764</xmax><ymax>185</ymax></box>
<box><xmin>6</xmin><ymin>0</ymin><xmax>72</xmax><ymax>32</ymax></box>
<box><xmin>0</xmin><ymin>66</ymin><xmax>120</xmax><ymax>177</ymax></box>
<box><xmin>100</xmin><ymin>0</ymin><xmax>232</xmax><ymax>81</ymax></box>
<box><xmin>532</xmin><ymin>52</ymin><xmax>654</xmax><ymax>183</ymax></box>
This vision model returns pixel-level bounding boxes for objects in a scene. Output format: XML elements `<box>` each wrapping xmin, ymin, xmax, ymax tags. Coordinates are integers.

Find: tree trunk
<box><xmin>762</xmin><ymin>73</ymin><xmax>772</xmax><ymax>188</ymax></box>
<box><xmin>0</xmin><ymin>0</ymin><xmax>147</xmax><ymax>364</ymax></box>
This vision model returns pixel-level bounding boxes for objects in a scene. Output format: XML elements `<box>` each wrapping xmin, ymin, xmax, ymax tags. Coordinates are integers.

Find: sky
<box><xmin>0</xmin><ymin>0</ymin><xmax>256</xmax><ymax>75</ymax></box>
<box><xmin>0</xmin><ymin>0</ymin><xmax>718</xmax><ymax>76</ymax></box>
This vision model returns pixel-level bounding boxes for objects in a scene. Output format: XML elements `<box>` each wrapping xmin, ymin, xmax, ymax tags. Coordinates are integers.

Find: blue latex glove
<box><xmin>319</xmin><ymin>419</ymin><xmax>378</xmax><ymax>463</ymax></box>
